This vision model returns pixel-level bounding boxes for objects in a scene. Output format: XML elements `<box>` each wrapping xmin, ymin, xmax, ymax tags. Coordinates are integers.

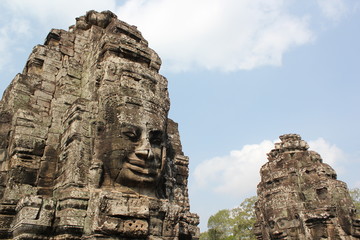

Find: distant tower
<box><xmin>0</xmin><ymin>10</ymin><xmax>199</xmax><ymax>240</ymax></box>
<box><xmin>254</xmin><ymin>134</ymin><xmax>360</xmax><ymax>239</ymax></box>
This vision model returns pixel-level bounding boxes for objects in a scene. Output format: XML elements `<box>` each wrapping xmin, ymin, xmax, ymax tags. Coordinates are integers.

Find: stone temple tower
<box><xmin>0</xmin><ymin>10</ymin><xmax>199</xmax><ymax>239</ymax></box>
<box><xmin>254</xmin><ymin>134</ymin><xmax>360</xmax><ymax>240</ymax></box>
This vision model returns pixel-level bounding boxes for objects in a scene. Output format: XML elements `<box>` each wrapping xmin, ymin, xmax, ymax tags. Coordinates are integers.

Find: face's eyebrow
<box><xmin>149</xmin><ymin>130</ymin><xmax>165</xmax><ymax>138</ymax></box>
<box><xmin>120</xmin><ymin>122</ymin><xmax>141</xmax><ymax>130</ymax></box>
<box><xmin>149</xmin><ymin>129</ymin><xmax>163</xmax><ymax>133</ymax></box>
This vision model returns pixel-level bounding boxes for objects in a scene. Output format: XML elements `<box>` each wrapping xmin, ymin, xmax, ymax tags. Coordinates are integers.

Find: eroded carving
<box><xmin>96</xmin><ymin>103</ymin><xmax>167</xmax><ymax>197</ymax></box>
<box><xmin>255</xmin><ymin>134</ymin><xmax>360</xmax><ymax>239</ymax></box>
<box><xmin>0</xmin><ymin>10</ymin><xmax>199</xmax><ymax>239</ymax></box>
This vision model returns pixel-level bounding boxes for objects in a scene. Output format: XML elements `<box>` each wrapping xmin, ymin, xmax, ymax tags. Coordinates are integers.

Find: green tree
<box><xmin>231</xmin><ymin>196</ymin><xmax>257</xmax><ymax>240</ymax></box>
<box><xmin>207</xmin><ymin>209</ymin><xmax>234</xmax><ymax>240</ymax></box>
<box><xmin>350</xmin><ymin>188</ymin><xmax>360</xmax><ymax>217</ymax></box>
<box><xmin>204</xmin><ymin>196</ymin><xmax>257</xmax><ymax>240</ymax></box>
<box><xmin>199</xmin><ymin>231</ymin><xmax>209</xmax><ymax>240</ymax></box>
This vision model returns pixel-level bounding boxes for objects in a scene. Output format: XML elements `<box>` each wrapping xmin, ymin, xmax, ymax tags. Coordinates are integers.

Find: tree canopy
<box><xmin>350</xmin><ymin>187</ymin><xmax>360</xmax><ymax>217</ymax></box>
<box><xmin>200</xmin><ymin>196</ymin><xmax>257</xmax><ymax>240</ymax></box>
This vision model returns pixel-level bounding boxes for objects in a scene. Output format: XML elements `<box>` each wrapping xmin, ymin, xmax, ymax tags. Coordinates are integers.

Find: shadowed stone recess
<box><xmin>0</xmin><ymin>10</ymin><xmax>199</xmax><ymax>240</ymax></box>
<box><xmin>254</xmin><ymin>134</ymin><xmax>360</xmax><ymax>240</ymax></box>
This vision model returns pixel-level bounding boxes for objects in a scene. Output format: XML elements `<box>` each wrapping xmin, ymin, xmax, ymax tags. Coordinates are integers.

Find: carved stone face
<box><xmin>97</xmin><ymin>104</ymin><xmax>166</xmax><ymax>189</ymax></box>
<box><xmin>266</xmin><ymin>208</ymin><xmax>301</xmax><ymax>239</ymax></box>
<box><xmin>268</xmin><ymin>217</ymin><xmax>297</xmax><ymax>239</ymax></box>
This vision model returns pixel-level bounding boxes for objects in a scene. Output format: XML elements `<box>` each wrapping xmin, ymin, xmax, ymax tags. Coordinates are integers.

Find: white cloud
<box><xmin>0</xmin><ymin>0</ymin><xmax>353</xmax><ymax>74</ymax></box>
<box><xmin>308</xmin><ymin>137</ymin><xmax>345</xmax><ymax>173</ymax></box>
<box><xmin>317</xmin><ymin>0</ymin><xmax>348</xmax><ymax>21</ymax></box>
<box><xmin>0</xmin><ymin>37</ymin><xmax>10</xmax><ymax>71</ymax></box>
<box><xmin>0</xmin><ymin>13</ymin><xmax>30</xmax><ymax>71</ymax></box>
<box><xmin>0</xmin><ymin>0</ymin><xmax>116</xmax><ymax>74</ymax></box>
<box><xmin>194</xmin><ymin>140</ymin><xmax>274</xmax><ymax>197</ymax></box>
<box><xmin>194</xmin><ymin>137</ymin><xmax>346</xmax><ymax>197</ymax></box>
<box><xmin>117</xmin><ymin>0</ymin><xmax>314</xmax><ymax>71</ymax></box>
<box><xmin>4</xmin><ymin>0</ymin><xmax>116</xmax><ymax>29</ymax></box>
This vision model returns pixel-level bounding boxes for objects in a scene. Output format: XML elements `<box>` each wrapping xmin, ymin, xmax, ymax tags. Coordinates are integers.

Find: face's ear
<box><xmin>91</xmin><ymin>120</ymin><xmax>106</xmax><ymax>137</ymax></box>
<box><xmin>155</xmin><ymin>145</ymin><xmax>168</xmax><ymax>199</ymax></box>
<box><xmin>88</xmin><ymin>160</ymin><xmax>104</xmax><ymax>188</ymax></box>
<box><xmin>161</xmin><ymin>146</ymin><xmax>167</xmax><ymax>173</ymax></box>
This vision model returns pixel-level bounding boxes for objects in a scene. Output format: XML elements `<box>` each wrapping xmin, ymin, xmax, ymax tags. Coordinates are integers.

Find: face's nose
<box><xmin>135</xmin><ymin>135</ymin><xmax>154</xmax><ymax>160</ymax></box>
<box><xmin>135</xmin><ymin>149</ymin><xmax>154</xmax><ymax>160</ymax></box>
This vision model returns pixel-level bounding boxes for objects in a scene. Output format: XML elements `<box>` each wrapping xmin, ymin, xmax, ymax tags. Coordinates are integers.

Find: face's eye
<box><xmin>269</xmin><ymin>220</ymin><xmax>275</xmax><ymax>229</ymax></box>
<box><xmin>122</xmin><ymin>130</ymin><xmax>139</xmax><ymax>142</ymax></box>
<box><xmin>151</xmin><ymin>137</ymin><xmax>162</xmax><ymax>146</ymax></box>
<box><xmin>149</xmin><ymin>130</ymin><xmax>164</xmax><ymax>146</ymax></box>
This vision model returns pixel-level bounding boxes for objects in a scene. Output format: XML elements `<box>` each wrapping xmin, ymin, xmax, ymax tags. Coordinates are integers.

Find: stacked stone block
<box><xmin>254</xmin><ymin>134</ymin><xmax>360</xmax><ymax>240</ymax></box>
<box><xmin>0</xmin><ymin>10</ymin><xmax>199</xmax><ymax>239</ymax></box>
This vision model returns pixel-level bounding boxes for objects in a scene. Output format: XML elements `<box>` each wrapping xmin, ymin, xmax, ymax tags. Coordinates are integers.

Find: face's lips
<box><xmin>123</xmin><ymin>161</ymin><xmax>158</xmax><ymax>176</ymax></box>
<box><xmin>127</xmin><ymin>157</ymin><xmax>146</xmax><ymax>168</ymax></box>
<box><xmin>271</xmin><ymin>231</ymin><xmax>287</xmax><ymax>239</ymax></box>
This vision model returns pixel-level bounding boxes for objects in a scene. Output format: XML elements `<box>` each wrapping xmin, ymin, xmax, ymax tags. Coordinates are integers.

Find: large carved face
<box><xmin>97</xmin><ymin>104</ymin><xmax>166</xmax><ymax>189</ymax></box>
<box><xmin>265</xmin><ymin>207</ymin><xmax>302</xmax><ymax>239</ymax></box>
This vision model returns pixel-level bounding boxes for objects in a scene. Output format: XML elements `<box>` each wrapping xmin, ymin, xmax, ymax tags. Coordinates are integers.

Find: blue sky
<box><xmin>1</xmin><ymin>0</ymin><xmax>359</xmax><ymax>231</ymax></box>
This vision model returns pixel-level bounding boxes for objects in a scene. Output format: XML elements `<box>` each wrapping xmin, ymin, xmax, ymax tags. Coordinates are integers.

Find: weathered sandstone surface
<box><xmin>255</xmin><ymin>134</ymin><xmax>360</xmax><ymax>239</ymax></box>
<box><xmin>0</xmin><ymin>10</ymin><xmax>199</xmax><ymax>240</ymax></box>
